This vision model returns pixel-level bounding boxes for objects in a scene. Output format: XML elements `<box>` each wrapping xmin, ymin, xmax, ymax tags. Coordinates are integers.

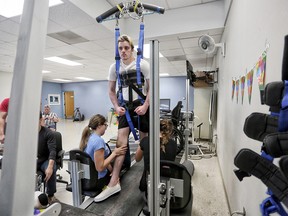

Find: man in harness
<box><xmin>94</xmin><ymin>34</ymin><xmax>150</xmax><ymax>202</ymax></box>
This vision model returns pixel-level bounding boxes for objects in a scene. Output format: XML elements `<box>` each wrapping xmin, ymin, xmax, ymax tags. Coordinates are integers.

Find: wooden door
<box><xmin>64</xmin><ymin>91</ymin><xmax>74</xmax><ymax>119</ymax></box>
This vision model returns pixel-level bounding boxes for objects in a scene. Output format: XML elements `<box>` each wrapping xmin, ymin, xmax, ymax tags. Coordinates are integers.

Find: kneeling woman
<box><xmin>79</xmin><ymin>114</ymin><xmax>127</xmax><ymax>191</ymax></box>
<box><xmin>135</xmin><ymin>119</ymin><xmax>177</xmax><ymax>195</ymax></box>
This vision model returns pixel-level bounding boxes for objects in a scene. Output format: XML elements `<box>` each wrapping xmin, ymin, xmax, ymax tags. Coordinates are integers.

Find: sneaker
<box><xmin>94</xmin><ymin>183</ymin><xmax>121</xmax><ymax>202</ymax></box>
<box><xmin>48</xmin><ymin>196</ymin><xmax>59</xmax><ymax>205</ymax></box>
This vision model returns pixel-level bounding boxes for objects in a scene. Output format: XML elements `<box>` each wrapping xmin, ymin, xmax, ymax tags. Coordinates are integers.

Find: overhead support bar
<box><xmin>96</xmin><ymin>1</ymin><xmax>165</xmax><ymax>23</ymax></box>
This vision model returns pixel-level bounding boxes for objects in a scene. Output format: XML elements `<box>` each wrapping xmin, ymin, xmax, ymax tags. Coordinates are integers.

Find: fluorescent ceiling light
<box><xmin>44</xmin><ymin>56</ymin><xmax>82</xmax><ymax>66</ymax></box>
<box><xmin>160</xmin><ymin>73</ymin><xmax>170</xmax><ymax>77</ymax></box>
<box><xmin>75</xmin><ymin>77</ymin><xmax>94</xmax><ymax>81</ymax></box>
<box><xmin>135</xmin><ymin>44</ymin><xmax>163</xmax><ymax>59</ymax></box>
<box><xmin>42</xmin><ymin>70</ymin><xmax>51</xmax><ymax>74</ymax></box>
<box><xmin>53</xmin><ymin>78</ymin><xmax>71</xmax><ymax>82</ymax></box>
<box><xmin>0</xmin><ymin>0</ymin><xmax>63</xmax><ymax>18</ymax></box>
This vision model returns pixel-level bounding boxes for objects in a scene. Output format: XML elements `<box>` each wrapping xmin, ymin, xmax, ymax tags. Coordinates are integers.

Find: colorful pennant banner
<box><xmin>246</xmin><ymin>69</ymin><xmax>254</xmax><ymax>104</ymax></box>
<box><xmin>241</xmin><ymin>75</ymin><xmax>246</xmax><ymax>104</ymax></box>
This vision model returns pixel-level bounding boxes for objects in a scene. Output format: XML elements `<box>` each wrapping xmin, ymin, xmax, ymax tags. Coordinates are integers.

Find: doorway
<box><xmin>64</xmin><ymin>91</ymin><xmax>74</xmax><ymax>119</ymax></box>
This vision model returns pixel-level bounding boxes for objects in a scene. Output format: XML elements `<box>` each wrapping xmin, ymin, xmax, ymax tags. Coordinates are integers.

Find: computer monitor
<box><xmin>160</xmin><ymin>99</ymin><xmax>171</xmax><ymax>112</ymax></box>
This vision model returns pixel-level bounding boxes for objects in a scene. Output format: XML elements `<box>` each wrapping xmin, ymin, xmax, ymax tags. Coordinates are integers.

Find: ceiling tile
<box><xmin>47</xmin><ymin>19</ymin><xmax>66</xmax><ymax>34</ymax></box>
<box><xmin>159</xmin><ymin>40</ymin><xmax>182</xmax><ymax>50</ymax></box>
<box><xmin>0</xmin><ymin>30</ymin><xmax>18</xmax><ymax>42</ymax></box>
<box><xmin>72</xmin><ymin>24</ymin><xmax>113</xmax><ymax>41</ymax></box>
<box><xmin>167</xmin><ymin>0</ymin><xmax>202</xmax><ymax>9</ymax></box>
<box><xmin>0</xmin><ymin>15</ymin><xmax>7</xmax><ymax>22</ymax></box>
<box><xmin>46</xmin><ymin>36</ymin><xmax>68</xmax><ymax>48</ymax></box>
<box><xmin>179</xmin><ymin>37</ymin><xmax>199</xmax><ymax>48</ymax></box>
<box><xmin>0</xmin><ymin>19</ymin><xmax>19</xmax><ymax>36</ymax></box>
<box><xmin>49</xmin><ymin>2</ymin><xmax>95</xmax><ymax>30</ymax></box>
<box><xmin>183</xmin><ymin>47</ymin><xmax>204</xmax><ymax>55</ymax></box>
<box><xmin>161</xmin><ymin>49</ymin><xmax>185</xmax><ymax>57</ymax></box>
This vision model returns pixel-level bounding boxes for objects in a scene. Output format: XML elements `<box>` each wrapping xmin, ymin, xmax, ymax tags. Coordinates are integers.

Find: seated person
<box><xmin>135</xmin><ymin>119</ymin><xmax>177</xmax><ymax>199</ymax></box>
<box><xmin>79</xmin><ymin>114</ymin><xmax>127</xmax><ymax>192</ymax></box>
<box><xmin>0</xmin><ymin>98</ymin><xmax>9</xmax><ymax>143</ymax></box>
<box><xmin>42</xmin><ymin>104</ymin><xmax>59</xmax><ymax>131</ymax></box>
<box><xmin>37</xmin><ymin>112</ymin><xmax>58</xmax><ymax>204</ymax></box>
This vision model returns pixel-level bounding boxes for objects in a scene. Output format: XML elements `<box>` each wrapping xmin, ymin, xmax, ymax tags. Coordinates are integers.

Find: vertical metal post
<box><xmin>184</xmin><ymin>79</ymin><xmax>190</xmax><ymax>160</ymax></box>
<box><xmin>71</xmin><ymin>161</ymin><xmax>83</xmax><ymax>207</ymax></box>
<box><xmin>149</xmin><ymin>40</ymin><xmax>160</xmax><ymax>215</ymax></box>
<box><xmin>0</xmin><ymin>0</ymin><xmax>49</xmax><ymax>215</ymax></box>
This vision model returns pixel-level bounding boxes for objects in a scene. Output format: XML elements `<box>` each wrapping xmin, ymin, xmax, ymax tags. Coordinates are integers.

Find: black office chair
<box><xmin>54</xmin><ymin>131</ymin><xmax>68</xmax><ymax>185</ymax></box>
<box><xmin>171</xmin><ymin>101</ymin><xmax>183</xmax><ymax>128</ymax></box>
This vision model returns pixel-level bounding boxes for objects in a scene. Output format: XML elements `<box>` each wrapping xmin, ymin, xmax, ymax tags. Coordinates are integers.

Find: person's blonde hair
<box><xmin>79</xmin><ymin>114</ymin><xmax>106</xmax><ymax>151</ymax></box>
<box><xmin>118</xmin><ymin>35</ymin><xmax>134</xmax><ymax>50</ymax></box>
<box><xmin>160</xmin><ymin>119</ymin><xmax>173</xmax><ymax>152</ymax></box>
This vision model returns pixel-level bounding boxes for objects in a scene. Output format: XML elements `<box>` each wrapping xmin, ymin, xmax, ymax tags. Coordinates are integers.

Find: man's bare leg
<box><xmin>108</xmin><ymin>127</ymin><xmax>130</xmax><ymax>187</ymax></box>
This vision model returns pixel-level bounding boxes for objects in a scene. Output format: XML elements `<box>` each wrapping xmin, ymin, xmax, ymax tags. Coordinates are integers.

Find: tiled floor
<box><xmin>55</xmin><ymin>119</ymin><xmax>230</xmax><ymax>215</ymax></box>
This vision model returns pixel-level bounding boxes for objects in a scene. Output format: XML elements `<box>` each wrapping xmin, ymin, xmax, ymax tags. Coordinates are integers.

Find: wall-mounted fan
<box><xmin>198</xmin><ymin>34</ymin><xmax>225</xmax><ymax>57</ymax></box>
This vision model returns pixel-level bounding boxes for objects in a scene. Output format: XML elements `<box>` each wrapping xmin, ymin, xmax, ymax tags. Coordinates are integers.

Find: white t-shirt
<box><xmin>108</xmin><ymin>59</ymin><xmax>150</xmax><ymax>101</ymax></box>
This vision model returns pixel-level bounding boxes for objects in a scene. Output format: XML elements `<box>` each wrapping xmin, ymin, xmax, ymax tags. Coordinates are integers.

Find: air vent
<box><xmin>48</xmin><ymin>30</ymin><xmax>89</xmax><ymax>45</ymax></box>
<box><xmin>166</xmin><ymin>55</ymin><xmax>186</xmax><ymax>61</ymax></box>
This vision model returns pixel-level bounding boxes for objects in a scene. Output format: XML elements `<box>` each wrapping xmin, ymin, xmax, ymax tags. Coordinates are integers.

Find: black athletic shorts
<box><xmin>118</xmin><ymin>100</ymin><xmax>149</xmax><ymax>133</ymax></box>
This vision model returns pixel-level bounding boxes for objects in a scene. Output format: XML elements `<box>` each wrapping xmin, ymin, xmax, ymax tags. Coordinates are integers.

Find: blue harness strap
<box><xmin>115</xmin><ymin>26</ymin><xmax>123</xmax><ymax>104</ymax></box>
<box><xmin>279</xmin><ymin>80</ymin><xmax>288</xmax><ymax>132</ymax></box>
<box><xmin>136</xmin><ymin>22</ymin><xmax>144</xmax><ymax>99</ymax></box>
<box><xmin>136</xmin><ymin>22</ymin><xmax>145</xmax><ymax>130</ymax></box>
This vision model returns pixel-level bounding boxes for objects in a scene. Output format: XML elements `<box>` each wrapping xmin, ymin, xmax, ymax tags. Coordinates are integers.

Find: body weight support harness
<box><xmin>115</xmin><ymin>20</ymin><xmax>145</xmax><ymax>141</ymax></box>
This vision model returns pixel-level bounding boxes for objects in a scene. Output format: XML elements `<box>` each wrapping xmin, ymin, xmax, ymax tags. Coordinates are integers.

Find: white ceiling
<box><xmin>0</xmin><ymin>0</ymin><xmax>225</xmax><ymax>83</ymax></box>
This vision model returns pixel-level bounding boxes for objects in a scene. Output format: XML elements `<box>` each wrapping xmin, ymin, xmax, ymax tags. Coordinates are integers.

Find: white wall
<box><xmin>217</xmin><ymin>0</ymin><xmax>288</xmax><ymax>214</ymax></box>
<box><xmin>194</xmin><ymin>87</ymin><xmax>212</xmax><ymax>139</ymax></box>
<box><xmin>0</xmin><ymin>72</ymin><xmax>13</xmax><ymax>100</ymax></box>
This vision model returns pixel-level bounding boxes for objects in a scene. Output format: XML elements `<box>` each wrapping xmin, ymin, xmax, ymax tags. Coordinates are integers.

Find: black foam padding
<box><xmin>234</xmin><ymin>148</ymin><xmax>288</xmax><ymax>207</ymax></box>
<box><xmin>244</xmin><ymin>112</ymin><xmax>278</xmax><ymax>142</ymax></box>
<box><xmin>263</xmin><ymin>132</ymin><xmax>288</xmax><ymax>158</ymax></box>
<box><xmin>142</xmin><ymin>3</ymin><xmax>165</xmax><ymax>14</ymax></box>
<box><xmin>69</xmin><ymin>150</ymin><xmax>99</xmax><ymax>191</ymax></box>
<box><xmin>282</xmin><ymin>35</ymin><xmax>288</xmax><ymax>81</ymax></box>
<box><xmin>181</xmin><ymin>160</ymin><xmax>194</xmax><ymax>177</ymax></box>
<box><xmin>95</xmin><ymin>3</ymin><xmax>124</xmax><ymax>23</ymax></box>
<box><xmin>263</xmin><ymin>81</ymin><xmax>284</xmax><ymax>108</ymax></box>
<box><xmin>280</xmin><ymin>156</ymin><xmax>288</xmax><ymax>180</ymax></box>
<box><xmin>160</xmin><ymin>160</ymin><xmax>193</xmax><ymax>211</ymax></box>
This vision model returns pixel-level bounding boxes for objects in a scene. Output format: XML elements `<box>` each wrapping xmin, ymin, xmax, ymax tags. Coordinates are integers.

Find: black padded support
<box><xmin>69</xmin><ymin>150</ymin><xmax>99</xmax><ymax>191</ymax></box>
<box><xmin>282</xmin><ymin>35</ymin><xmax>288</xmax><ymax>81</ymax></box>
<box><xmin>234</xmin><ymin>149</ymin><xmax>288</xmax><ymax>207</ymax></box>
<box><xmin>263</xmin><ymin>81</ymin><xmax>284</xmax><ymax>109</ymax></box>
<box><xmin>263</xmin><ymin>132</ymin><xmax>288</xmax><ymax>158</ymax></box>
<box><xmin>243</xmin><ymin>112</ymin><xmax>278</xmax><ymax>142</ymax></box>
<box><xmin>280</xmin><ymin>156</ymin><xmax>288</xmax><ymax>180</ymax></box>
<box><xmin>160</xmin><ymin>160</ymin><xmax>193</xmax><ymax>211</ymax></box>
